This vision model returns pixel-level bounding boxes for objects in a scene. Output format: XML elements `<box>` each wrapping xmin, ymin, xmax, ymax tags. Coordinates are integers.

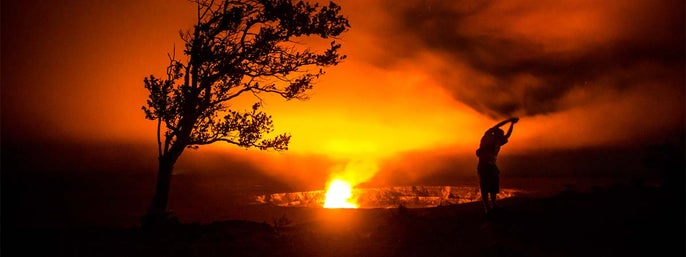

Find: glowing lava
<box><xmin>323</xmin><ymin>179</ymin><xmax>358</xmax><ymax>208</ymax></box>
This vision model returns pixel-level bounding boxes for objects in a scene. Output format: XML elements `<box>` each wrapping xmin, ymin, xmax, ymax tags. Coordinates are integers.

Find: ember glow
<box><xmin>255</xmin><ymin>185</ymin><xmax>520</xmax><ymax>208</ymax></box>
<box><xmin>323</xmin><ymin>179</ymin><xmax>358</xmax><ymax>208</ymax></box>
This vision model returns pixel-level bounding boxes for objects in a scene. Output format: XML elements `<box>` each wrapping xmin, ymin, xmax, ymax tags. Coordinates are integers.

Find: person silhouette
<box><xmin>476</xmin><ymin>117</ymin><xmax>518</xmax><ymax>214</ymax></box>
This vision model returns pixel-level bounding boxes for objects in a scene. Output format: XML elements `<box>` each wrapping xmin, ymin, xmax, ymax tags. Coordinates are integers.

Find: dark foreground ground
<box><xmin>3</xmin><ymin>185</ymin><xmax>684</xmax><ymax>257</ymax></box>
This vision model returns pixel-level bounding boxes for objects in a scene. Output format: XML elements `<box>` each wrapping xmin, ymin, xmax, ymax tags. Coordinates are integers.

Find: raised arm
<box><xmin>491</xmin><ymin>117</ymin><xmax>519</xmax><ymax>129</ymax></box>
<box><xmin>504</xmin><ymin>121</ymin><xmax>515</xmax><ymax>138</ymax></box>
<box><xmin>492</xmin><ymin>117</ymin><xmax>519</xmax><ymax>138</ymax></box>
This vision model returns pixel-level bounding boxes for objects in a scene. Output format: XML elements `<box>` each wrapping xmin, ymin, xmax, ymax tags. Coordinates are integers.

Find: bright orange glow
<box><xmin>261</xmin><ymin>63</ymin><xmax>490</xmax><ymax>158</ymax></box>
<box><xmin>323</xmin><ymin>179</ymin><xmax>358</xmax><ymax>208</ymax></box>
<box><xmin>6</xmin><ymin>0</ymin><xmax>681</xmax><ymax>197</ymax></box>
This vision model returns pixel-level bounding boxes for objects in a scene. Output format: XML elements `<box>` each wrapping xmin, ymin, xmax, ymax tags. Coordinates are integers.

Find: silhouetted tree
<box><xmin>141</xmin><ymin>0</ymin><xmax>349</xmax><ymax>227</ymax></box>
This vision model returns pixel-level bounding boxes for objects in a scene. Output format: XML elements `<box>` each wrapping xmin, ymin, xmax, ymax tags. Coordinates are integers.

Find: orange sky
<box><xmin>2</xmin><ymin>0</ymin><xmax>684</xmax><ymax>189</ymax></box>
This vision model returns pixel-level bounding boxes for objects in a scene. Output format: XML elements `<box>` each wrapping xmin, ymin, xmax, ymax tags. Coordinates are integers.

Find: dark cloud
<box><xmin>370</xmin><ymin>0</ymin><xmax>685</xmax><ymax>117</ymax></box>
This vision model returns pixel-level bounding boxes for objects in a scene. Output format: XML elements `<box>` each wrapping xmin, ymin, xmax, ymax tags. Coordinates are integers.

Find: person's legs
<box><xmin>490</xmin><ymin>192</ymin><xmax>498</xmax><ymax>209</ymax></box>
<box><xmin>491</xmin><ymin>166</ymin><xmax>500</xmax><ymax>209</ymax></box>
<box><xmin>478</xmin><ymin>163</ymin><xmax>499</xmax><ymax>214</ymax></box>
<box><xmin>481</xmin><ymin>187</ymin><xmax>491</xmax><ymax>212</ymax></box>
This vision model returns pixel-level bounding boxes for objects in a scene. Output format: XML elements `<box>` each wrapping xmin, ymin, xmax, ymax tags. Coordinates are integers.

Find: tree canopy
<box><xmin>142</xmin><ymin>0</ymin><xmax>350</xmax><ymax>158</ymax></box>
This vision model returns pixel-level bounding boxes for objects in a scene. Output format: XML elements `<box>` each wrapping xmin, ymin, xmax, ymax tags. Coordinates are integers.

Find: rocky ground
<box><xmin>3</xmin><ymin>185</ymin><xmax>683</xmax><ymax>257</ymax></box>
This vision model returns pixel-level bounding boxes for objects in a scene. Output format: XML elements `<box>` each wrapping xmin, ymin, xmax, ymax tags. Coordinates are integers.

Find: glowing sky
<box><xmin>2</xmin><ymin>0</ymin><xmax>684</xmax><ymax>189</ymax></box>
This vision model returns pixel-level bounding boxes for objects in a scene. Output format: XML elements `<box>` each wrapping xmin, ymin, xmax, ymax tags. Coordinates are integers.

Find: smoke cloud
<box><xmin>350</xmin><ymin>0</ymin><xmax>684</xmax><ymax>118</ymax></box>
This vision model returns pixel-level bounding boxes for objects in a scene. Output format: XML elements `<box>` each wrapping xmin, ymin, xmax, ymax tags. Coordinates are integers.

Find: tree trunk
<box><xmin>142</xmin><ymin>146</ymin><xmax>184</xmax><ymax>229</ymax></box>
<box><xmin>151</xmin><ymin>157</ymin><xmax>174</xmax><ymax>210</ymax></box>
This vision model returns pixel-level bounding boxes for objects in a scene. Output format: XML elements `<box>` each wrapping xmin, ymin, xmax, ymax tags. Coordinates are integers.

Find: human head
<box><xmin>488</xmin><ymin>128</ymin><xmax>504</xmax><ymax>137</ymax></box>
